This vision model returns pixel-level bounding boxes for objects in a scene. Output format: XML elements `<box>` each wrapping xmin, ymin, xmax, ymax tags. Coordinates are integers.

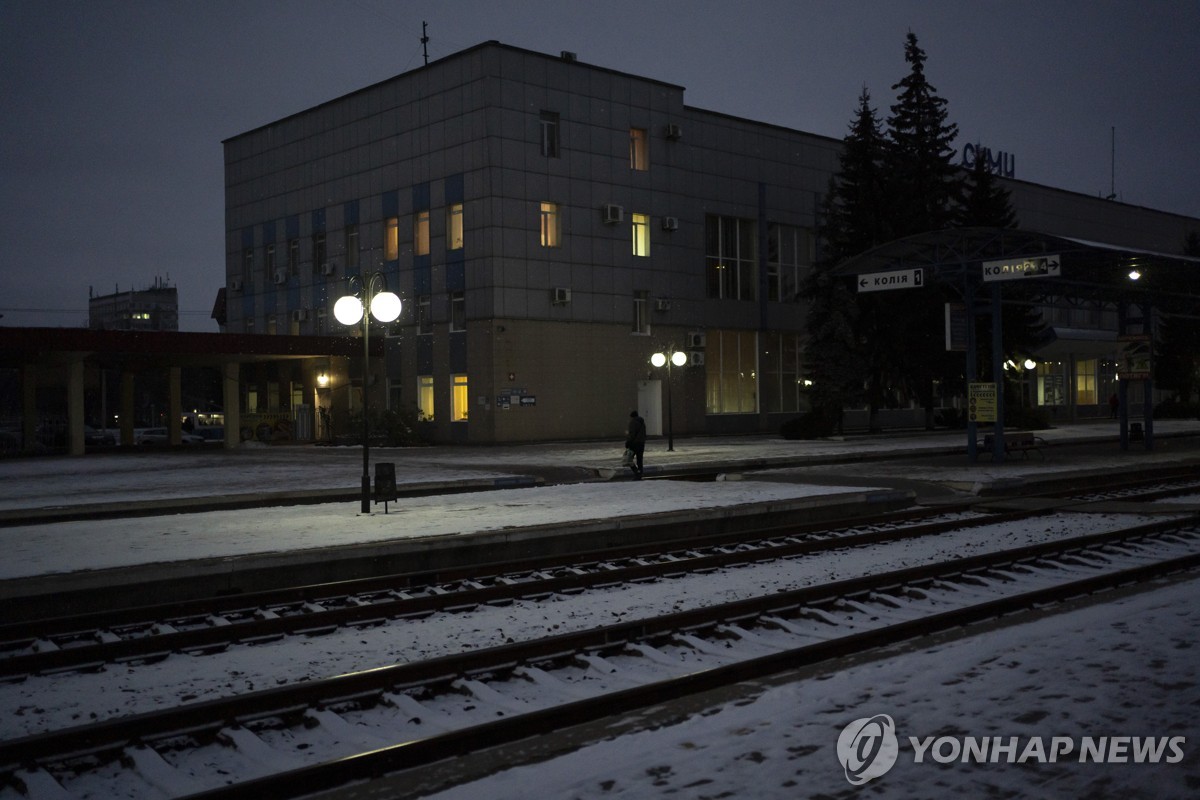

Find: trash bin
<box><xmin>374</xmin><ymin>462</ymin><xmax>397</xmax><ymax>505</ymax></box>
<box><xmin>1129</xmin><ymin>422</ymin><xmax>1144</xmax><ymax>442</ymax></box>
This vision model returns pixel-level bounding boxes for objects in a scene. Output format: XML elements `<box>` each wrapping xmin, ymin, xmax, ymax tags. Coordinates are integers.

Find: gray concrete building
<box><xmin>223</xmin><ymin>41</ymin><xmax>1198</xmax><ymax>444</ymax></box>
<box><xmin>88</xmin><ymin>278</ymin><xmax>179</xmax><ymax>332</ymax></box>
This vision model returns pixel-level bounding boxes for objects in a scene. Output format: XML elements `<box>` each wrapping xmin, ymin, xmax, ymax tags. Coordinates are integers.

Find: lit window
<box><xmin>630</xmin><ymin>128</ymin><xmax>648</xmax><ymax>170</ymax></box>
<box><xmin>705</xmin><ymin>329</ymin><xmax>758</xmax><ymax>414</ymax></box>
<box><xmin>540</xmin><ymin>110</ymin><xmax>560</xmax><ymax>157</ymax></box>
<box><xmin>414</xmin><ymin>210</ymin><xmax>430</xmax><ymax>256</ymax></box>
<box><xmin>447</xmin><ymin>203</ymin><xmax>464</xmax><ymax>250</ymax></box>
<box><xmin>385</xmin><ymin>217</ymin><xmax>399</xmax><ymax>261</ymax></box>
<box><xmin>451</xmin><ymin>374</ymin><xmax>469</xmax><ymax>422</ymax></box>
<box><xmin>418</xmin><ymin>375</ymin><xmax>434</xmax><ymax>421</ymax></box>
<box><xmin>540</xmin><ymin>202</ymin><xmax>561</xmax><ymax>247</ymax></box>
<box><xmin>632</xmin><ymin>213</ymin><xmax>650</xmax><ymax>257</ymax></box>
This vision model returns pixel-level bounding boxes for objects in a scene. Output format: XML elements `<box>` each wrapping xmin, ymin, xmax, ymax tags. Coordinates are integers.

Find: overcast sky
<box><xmin>2</xmin><ymin>0</ymin><xmax>1198</xmax><ymax>331</ymax></box>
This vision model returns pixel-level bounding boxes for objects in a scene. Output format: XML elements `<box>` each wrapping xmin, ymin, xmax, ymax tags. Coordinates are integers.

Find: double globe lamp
<box><xmin>334</xmin><ymin>272</ymin><xmax>402</xmax><ymax>513</ymax></box>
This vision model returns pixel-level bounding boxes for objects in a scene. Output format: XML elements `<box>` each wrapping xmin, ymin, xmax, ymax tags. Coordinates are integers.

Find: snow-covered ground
<box><xmin>424</xmin><ymin>574</ymin><xmax>1200</xmax><ymax>800</ymax></box>
<box><xmin>1</xmin><ymin>422</ymin><xmax>1197</xmax><ymax>798</ymax></box>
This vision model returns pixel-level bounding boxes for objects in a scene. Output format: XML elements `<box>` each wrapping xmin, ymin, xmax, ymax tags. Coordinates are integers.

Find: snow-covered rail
<box><xmin>3</xmin><ymin>514</ymin><xmax>1198</xmax><ymax>800</ymax></box>
<box><xmin>0</xmin><ymin>507</ymin><xmax>999</xmax><ymax>680</ymax></box>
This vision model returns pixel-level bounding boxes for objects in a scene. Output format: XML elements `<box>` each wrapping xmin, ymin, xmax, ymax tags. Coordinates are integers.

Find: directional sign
<box><xmin>857</xmin><ymin>268</ymin><xmax>925</xmax><ymax>293</ymax></box>
<box><xmin>981</xmin><ymin>254</ymin><xmax>1061</xmax><ymax>282</ymax></box>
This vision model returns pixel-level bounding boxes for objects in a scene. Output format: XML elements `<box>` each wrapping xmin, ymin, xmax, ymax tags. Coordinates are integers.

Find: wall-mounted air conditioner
<box><xmin>229</xmin><ymin>278</ymin><xmax>243</xmax><ymax>291</ymax></box>
<box><xmin>662</xmin><ymin>216</ymin><xmax>679</xmax><ymax>231</ymax></box>
<box><xmin>689</xmin><ymin>351</ymin><xmax>705</xmax><ymax>367</ymax></box>
<box><xmin>654</xmin><ymin>298</ymin><xmax>671</xmax><ymax>312</ymax></box>
<box><xmin>602</xmin><ymin>204</ymin><xmax>624</xmax><ymax>224</ymax></box>
<box><xmin>321</xmin><ymin>262</ymin><xmax>336</xmax><ymax>276</ymax></box>
<box><xmin>273</xmin><ymin>268</ymin><xmax>288</xmax><ymax>285</ymax></box>
<box><xmin>552</xmin><ymin>287</ymin><xmax>572</xmax><ymax>304</ymax></box>
<box><xmin>291</xmin><ymin>309</ymin><xmax>308</xmax><ymax>322</ymax></box>
<box><xmin>687</xmin><ymin>331</ymin><xmax>706</xmax><ymax>348</ymax></box>
<box><xmin>665</xmin><ymin>123</ymin><xmax>683</xmax><ymax>140</ymax></box>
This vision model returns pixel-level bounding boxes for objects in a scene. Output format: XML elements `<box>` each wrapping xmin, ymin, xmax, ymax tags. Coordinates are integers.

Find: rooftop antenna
<box><xmin>421</xmin><ymin>21</ymin><xmax>429</xmax><ymax>66</ymax></box>
<box><xmin>1106</xmin><ymin>126</ymin><xmax>1117</xmax><ymax>201</ymax></box>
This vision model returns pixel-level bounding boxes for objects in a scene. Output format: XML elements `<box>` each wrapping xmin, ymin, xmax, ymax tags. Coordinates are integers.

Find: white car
<box><xmin>135</xmin><ymin>427</ymin><xmax>206</xmax><ymax>445</ymax></box>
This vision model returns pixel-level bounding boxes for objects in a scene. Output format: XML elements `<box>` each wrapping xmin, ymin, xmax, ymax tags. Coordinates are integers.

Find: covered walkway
<box><xmin>0</xmin><ymin>328</ymin><xmax>378</xmax><ymax>455</ymax></box>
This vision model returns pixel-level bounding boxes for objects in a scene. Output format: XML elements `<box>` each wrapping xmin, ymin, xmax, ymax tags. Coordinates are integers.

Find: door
<box><xmin>637</xmin><ymin>379</ymin><xmax>663</xmax><ymax>436</ymax></box>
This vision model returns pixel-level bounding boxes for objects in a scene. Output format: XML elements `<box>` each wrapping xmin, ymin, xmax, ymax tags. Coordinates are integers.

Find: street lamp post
<box><xmin>650</xmin><ymin>348</ymin><xmax>688</xmax><ymax>451</ymax></box>
<box><xmin>334</xmin><ymin>272</ymin><xmax>402</xmax><ymax>513</ymax></box>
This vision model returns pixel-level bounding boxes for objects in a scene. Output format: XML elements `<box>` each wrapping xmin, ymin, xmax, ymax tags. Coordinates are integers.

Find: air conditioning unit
<box><xmin>687</xmin><ymin>331</ymin><xmax>706</xmax><ymax>348</ymax></box>
<box><xmin>602</xmin><ymin>204</ymin><xmax>624</xmax><ymax>224</ymax></box>
<box><xmin>229</xmin><ymin>278</ymin><xmax>243</xmax><ymax>292</ymax></box>
<box><xmin>654</xmin><ymin>298</ymin><xmax>671</xmax><ymax>312</ymax></box>
<box><xmin>665</xmin><ymin>123</ymin><xmax>683</xmax><ymax>140</ymax></box>
<box><xmin>291</xmin><ymin>309</ymin><xmax>308</xmax><ymax>322</ymax></box>
<box><xmin>552</xmin><ymin>287</ymin><xmax>572</xmax><ymax>304</ymax></box>
<box><xmin>273</xmin><ymin>268</ymin><xmax>288</xmax><ymax>285</ymax></box>
<box><xmin>689</xmin><ymin>351</ymin><xmax>705</xmax><ymax>367</ymax></box>
<box><xmin>662</xmin><ymin>216</ymin><xmax>679</xmax><ymax>231</ymax></box>
<box><xmin>321</xmin><ymin>262</ymin><xmax>336</xmax><ymax>276</ymax></box>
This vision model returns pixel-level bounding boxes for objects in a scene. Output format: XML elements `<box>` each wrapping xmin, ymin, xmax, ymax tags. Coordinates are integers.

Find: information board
<box><xmin>968</xmin><ymin>382</ymin><xmax>997</xmax><ymax>423</ymax></box>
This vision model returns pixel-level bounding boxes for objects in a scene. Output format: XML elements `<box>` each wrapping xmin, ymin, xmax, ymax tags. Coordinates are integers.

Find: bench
<box><xmin>980</xmin><ymin>432</ymin><xmax>1046</xmax><ymax>459</ymax></box>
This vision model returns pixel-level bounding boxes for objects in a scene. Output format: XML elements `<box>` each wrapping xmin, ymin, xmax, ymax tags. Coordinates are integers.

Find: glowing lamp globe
<box><xmin>333</xmin><ymin>295</ymin><xmax>364</xmax><ymax>326</ymax></box>
<box><xmin>370</xmin><ymin>291</ymin><xmax>402</xmax><ymax>323</ymax></box>
<box><xmin>671</xmin><ymin>351</ymin><xmax>688</xmax><ymax>367</ymax></box>
<box><xmin>650</xmin><ymin>353</ymin><xmax>667</xmax><ymax>368</ymax></box>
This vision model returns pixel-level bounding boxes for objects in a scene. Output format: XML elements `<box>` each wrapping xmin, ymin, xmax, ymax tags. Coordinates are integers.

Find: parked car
<box><xmin>192</xmin><ymin>427</ymin><xmax>225</xmax><ymax>444</ymax></box>
<box><xmin>135</xmin><ymin>427</ymin><xmax>205</xmax><ymax>445</ymax></box>
<box><xmin>84</xmin><ymin>426</ymin><xmax>116</xmax><ymax>447</ymax></box>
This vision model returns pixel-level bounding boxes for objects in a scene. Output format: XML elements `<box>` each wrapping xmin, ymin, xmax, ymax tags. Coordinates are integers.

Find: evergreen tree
<box><xmin>881</xmin><ymin>32</ymin><xmax>964</xmax><ymax>428</ymax></box>
<box><xmin>957</xmin><ymin>145</ymin><xmax>1018</xmax><ymax>229</ymax></box>
<box><xmin>802</xmin><ymin>87</ymin><xmax>889</xmax><ymax>433</ymax></box>
<box><xmin>886</xmin><ymin>32</ymin><xmax>962</xmax><ymax>236</ymax></box>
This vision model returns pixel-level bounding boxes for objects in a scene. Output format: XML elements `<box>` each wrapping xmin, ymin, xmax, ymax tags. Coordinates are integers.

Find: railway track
<box><xmin>4</xmin><ymin>475</ymin><xmax>1199</xmax><ymax>684</ymax></box>
<box><xmin>0</xmin><ymin>506</ymin><xmax>997</xmax><ymax>680</ymax></box>
<box><xmin>2</xmin><ymin>512</ymin><xmax>1198</xmax><ymax>799</ymax></box>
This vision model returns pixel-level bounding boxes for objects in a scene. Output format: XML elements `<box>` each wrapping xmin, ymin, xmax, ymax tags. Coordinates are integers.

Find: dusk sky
<box><xmin>3</xmin><ymin>0</ymin><xmax>1198</xmax><ymax>331</ymax></box>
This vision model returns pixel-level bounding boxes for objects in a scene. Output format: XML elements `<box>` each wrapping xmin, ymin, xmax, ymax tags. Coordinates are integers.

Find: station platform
<box><xmin>1</xmin><ymin>420</ymin><xmax>1198</xmax><ymax>617</ymax></box>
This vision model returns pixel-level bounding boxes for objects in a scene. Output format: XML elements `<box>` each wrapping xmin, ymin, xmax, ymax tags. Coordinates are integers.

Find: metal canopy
<box><xmin>831</xmin><ymin>226</ymin><xmax>1200</xmax><ymax>311</ymax></box>
<box><xmin>830</xmin><ymin>226</ymin><xmax>1200</xmax><ymax>460</ymax></box>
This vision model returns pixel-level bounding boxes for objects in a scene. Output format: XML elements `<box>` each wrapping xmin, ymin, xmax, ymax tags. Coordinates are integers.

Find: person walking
<box><xmin>625</xmin><ymin>410</ymin><xmax>646</xmax><ymax>478</ymax></box>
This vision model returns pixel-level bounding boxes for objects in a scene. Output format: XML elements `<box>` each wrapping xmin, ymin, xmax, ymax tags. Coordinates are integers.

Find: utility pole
<box><xmin>421</xmin><ymin>21</ymin><xmax>429</xmax><ymax>66</ymax></box>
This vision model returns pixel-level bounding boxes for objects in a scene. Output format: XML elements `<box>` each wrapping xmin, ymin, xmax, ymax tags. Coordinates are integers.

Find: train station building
<box><xmin>6</xmin><ymin>42</ymin><xmax>1196</xmax><ymax>458</ymax></box>
<box><xmin>220</xmin><ymin>41</ymin><xmax>1199</xmax><ymax>445</ymax></box>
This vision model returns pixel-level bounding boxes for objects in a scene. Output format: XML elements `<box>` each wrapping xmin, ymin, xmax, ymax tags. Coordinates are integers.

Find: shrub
<box><xmin>780</xmin><ymin>409</ymin><xmax>838</xmax><ymax>439</ymax></box>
